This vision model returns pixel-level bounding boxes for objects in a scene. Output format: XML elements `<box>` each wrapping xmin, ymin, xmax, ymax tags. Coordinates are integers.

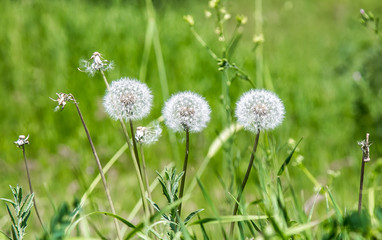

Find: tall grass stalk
<box><xmin>255</xmin><ymin>0</ymin><xmax>263</xmax><ymax>88</ymax></box>
<box><xmin>142</xmin><ymin>0</ymin><xmax>180</xmax><ymax>165</ymax></box>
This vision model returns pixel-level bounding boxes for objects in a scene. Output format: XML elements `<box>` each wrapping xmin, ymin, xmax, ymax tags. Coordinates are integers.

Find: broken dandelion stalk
<box><xmin>52</xmin><ymin>93</ymin><xmax>122</xmax><ymax>240</ymax></box>
<box><xmin>358</xmin><ymin>133</ymin><xmax>371</xmax><ymax>214</ymax></box>
<box><xmin>20</xmin><ymin>142</ymin><xmax>45</xmax><ymax>230</ymax></box>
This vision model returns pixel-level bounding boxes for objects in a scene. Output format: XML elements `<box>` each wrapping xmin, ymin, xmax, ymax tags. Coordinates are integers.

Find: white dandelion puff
<box><xmin>135</xmin><ymin>123</ymin><xmax>162</xmax><ymax>145</ymax></box>
<box><xmin>162</xmin><ymin>91</ymin><xmax>211</xmax><ymax>133</ymax></box>
<box><xmin>235</xmin><ymin>89</ymin><xmax>285</xmax><ymax>133</ymax></box>
<box><xmin>103</xmin><ymin>78</ymin><xmax>153</xmax><ymax>121</ymax></box>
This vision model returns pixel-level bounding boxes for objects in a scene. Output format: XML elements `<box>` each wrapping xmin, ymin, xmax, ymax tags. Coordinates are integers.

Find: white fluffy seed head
<box><xmin>135</xmin><ymin>123</ymin><xmax>162</xmax><ymax>145</ymax></box>
<box><xmin>235</xmin><ymin>89</ymin><xmax>285</xmax><ymax>133</ymax></box>
<box><xmin>103</xmin><ymin>77</ymin><xmax>153</xmax><ymax>121</ymax></box>
<box><xmin>162</xmin><ymin>91</ymin><xmax>211</xmax><ymax>133</ymax></box>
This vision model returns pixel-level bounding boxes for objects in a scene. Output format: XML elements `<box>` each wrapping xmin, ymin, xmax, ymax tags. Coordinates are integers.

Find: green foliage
<box><xmin>40</xmin><ymin>200</ymin><xmax>80</xmax><ymax>240</ymax></box>
<box><xmin>149</xmin><ymin>168</ymin><xmax>203</xmax><ymax>239</ymax></box>
<box><xmin>0</xmin><ymin>186</ymin><xmax>34</xmax><ymax>240</ymax></box>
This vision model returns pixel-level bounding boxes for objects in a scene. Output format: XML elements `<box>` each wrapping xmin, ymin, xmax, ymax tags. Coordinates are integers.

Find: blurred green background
<box><xmin>1</xmin><ymin>0</ymin><xmax>382</xmax><ymax>237</ymax></box>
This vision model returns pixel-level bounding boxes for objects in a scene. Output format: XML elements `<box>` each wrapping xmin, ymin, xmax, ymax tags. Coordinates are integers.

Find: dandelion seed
<box><xmin>235</xmin><ymin>89</ymin><xmax>285</xmax><ymax>133</ymax></box>
<box><xmin>162</xmin><ymin>91</ymin><xmax>211</xmax><ymax>133</ymax></box>
<box><xmin>103</xmin><ymin>77</ymin><xmax>153</xmax><ymax>121</ymax></box>
<box><xmin>135</xmin><ymin>124</ymin><xmax>162</xmax><ymax>145</ymax></box>
<box><xmin>78</xmin><ymin>52</ymin><xmax>114</xmax><ymax>76</ymax></box>
<box><xmin>14</xmin><ymin>135</ymin><xmax>29</xmax><ymax>148</ymax></box>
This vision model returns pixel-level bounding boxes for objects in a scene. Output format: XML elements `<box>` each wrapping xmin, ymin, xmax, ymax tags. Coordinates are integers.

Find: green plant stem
<box><xmin>21</xmin><ymin>145</ymin><xmax>45</xmax><ymax>230</ymax></box>
<box><xmin>178</xmin><ymin>129</ymin><xmax>190</xmax><ymax>217</ymax></box>
<box><xmin>190</xmin><ymin>27</ymin><xmax>218</xmax><ymax>61</ymax></box>
<box><xmin>230</xmin><ymin>131</ymin><xmax>260</xmax><ymax>235</ymax></box>
<box><xmin>120</xmin><ymin>120</ymin><xmax>149</xmax><ymax>217</ymax></box>
<box><xmin>129</xmin><ymin>119</ymin><xmax>143</xmax><ymax>176</ymax></box>
<box><xmin>100</xmin><ymin>70</ymin><xmax>110</xmax><ymax>90</ymax></box>
<box><xmin>299</xmin><ymin>164</ymin><xmax>322</xmax><ymax>189</ymax></box>
<box><xmin>73</xmin><ymin>102</ymin><xmax>122</xmax><ymax>240</ymax></box>
<box><xmin>139</xmin><ymin>144</ymin><xmax>154</xmax><ymax>215</ymax></box>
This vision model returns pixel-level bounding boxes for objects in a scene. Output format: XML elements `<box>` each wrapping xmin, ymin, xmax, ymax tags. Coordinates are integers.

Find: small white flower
<box><xmin>135</xmin><ymin>124</ymin><xmax>162</xmax><ymax>145</ymax></box>
<box><xmin>235</xmin><ymin>89</ymin><xmax>285</xmax><ymax>133</ymax></box>
<box><xmin>162</xmin><ymin>91</ymin><xmax>211</xmax><ymax>133</ymax></box>
<box><xmin>103</xmin><ymin>78</ymin><xmax>153</xmax><ymax>121</ymax></box>
<box><xmin>79</xmin><ymin>52</ymin><xmax>114</xmax><ymax>76</ymax></box>
<box><xmin>14</xmin><ymin>135</ymin><xmax>29</xmax><ymax>148</ymax></box>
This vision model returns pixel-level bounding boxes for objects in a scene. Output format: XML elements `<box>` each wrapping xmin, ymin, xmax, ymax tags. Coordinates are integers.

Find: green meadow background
<box><xmin>0</xmin><ymin>0</ymin><xmax>381</xmax><ymax>237</ymax></box>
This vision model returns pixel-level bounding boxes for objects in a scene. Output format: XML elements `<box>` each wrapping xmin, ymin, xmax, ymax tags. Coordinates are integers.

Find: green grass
<box><xmin>0</xmin><ymin>0</ymin><xmax>382</xmax><ymax>238</ymax></box>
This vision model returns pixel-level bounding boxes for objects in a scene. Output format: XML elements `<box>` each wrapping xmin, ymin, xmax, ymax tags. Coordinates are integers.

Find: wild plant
<box><xmin>13</xmin><ymin>135</ymin><xmax>44</xmax><ymax>229</ymax></box>
<box><xmin>162</xmin><ymin>91</ymin><xmax>211</xmax><ymax>217</ymax></box>
<box><xmin>0</xmin><ymin>185</ymin><xmax>34</xmax><ymax>240</ymax></box>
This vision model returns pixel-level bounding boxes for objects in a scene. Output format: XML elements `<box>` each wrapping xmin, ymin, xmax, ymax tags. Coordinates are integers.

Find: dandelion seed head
<box><xmin>135</xmin><ymin>124</ymin><xmax>162</xmax><ymax>145</ymax></box>
<box><xmin>14</xmin><ymin>135</ymin><xmax>29</xmax><ymax>148</ymax></box>
<box><xmin>79</xmin><ymin>52</ymin><xmax>114</xmax><ymax>76</ymax></box>
<box><xmin>162</xmin><ymin>91</ymin><xmax>211</xmax><ymax>133</ymax></box>
<box><xmin>235</xmin><ymin>89</ymin><xmax>285</xmax><ymax>133</ymax></box>
<box><xmin>103</xmin><ymin>77</ymin><xmax>153</xmax><ymax>121</ymax></box>
<box><xmin>50</xmin><ymin>93</ymin><xmax>75</xmax><ymax>111</ymax></box>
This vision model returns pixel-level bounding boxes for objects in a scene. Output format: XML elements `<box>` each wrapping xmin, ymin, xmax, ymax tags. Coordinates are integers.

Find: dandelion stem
<box><xmin>230</xmin><ymin>131</ymin><xmax>260</xmax><ymax>234</ymax></box>
<box><xmin>120</xmin><ymin>121</ymin><xmax>149</xmax><ymax>216</ymax></box>
<box><xmin>21</xmin><ymin>145</ymin><xmax>45</xmax><ymax>229</ymax></box>
<box><xmin>129</xmin><ymin>120</ymin><xmax>143</xmax><ymax>175</ymax></box>
<box><xmin>178</xmin><ymin>129</ymin><xmax>190</xmax><ymax>217</ymax></box>
<box><xmin>73</xmin><ymin>101</ymin><xmax>122</xmax><ymax>240</ymax></box>
<box><xmin>358</xmin><ymin>133</ymin><xmax>370</xmax><ymax>213</ymax></box>
<box><xmin>100</xmin><ymin>70</ymin><xmax>110</xmax><ymax>89</ymax></box>
<box><xmin>139</xmin><ymin>144</ymin><xmax>154</xmax><ymax>215</ymax></box>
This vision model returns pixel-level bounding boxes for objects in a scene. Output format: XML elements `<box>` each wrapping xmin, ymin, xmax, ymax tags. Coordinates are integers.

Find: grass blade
<box><xmin>278</xmin><ymin>138</ymin><xmax>303</xmax><ymax>176</ymax></box>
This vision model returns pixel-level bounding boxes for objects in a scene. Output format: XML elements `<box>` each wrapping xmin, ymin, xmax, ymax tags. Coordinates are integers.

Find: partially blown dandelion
<box><xmin>103</xmin><ymin>78</ymin><xmax>153</xmax><ymax>121</ymax></box>
<box><xmin>162</xmin><ymin>91</ymin><xmax>211</xmax><ymax>217</ymax></box>
<box><xmin>136</xmin><ymin>124</ymin><xmax>162</xmax><ymax>145</ymax></box>
<box><xmin>231</xmin><ymin>89</ymin><xmax>285</xmax><ymax>234</ymax></box>
<box><xmin>235</xmin><ymin>89</ymin><xmax>285</xmax><ymax>133</ymax></box>
<box><xmin>78</xmin><ymin>52</ymin><xmax>114</xmax><ymax>77</ymax></box>
<box><xmin>162</xmin><ymin>91</ymin><xmax>211</xmax><ymax>133</ymax></box>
